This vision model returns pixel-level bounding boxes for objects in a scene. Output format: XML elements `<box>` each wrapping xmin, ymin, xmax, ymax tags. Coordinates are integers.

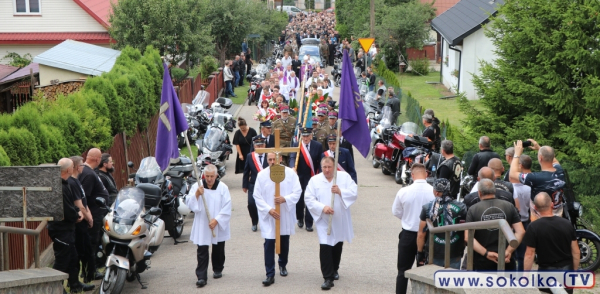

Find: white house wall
<box><xmin>440</xmin><ymin>39</ymin><xmax>459</xmax><ymax>93</ymax></box>
<box><xmin>0</xmin><ymin>0</ymin><xmax>106</xmax><ymax>32</ymax></box>
<box><xmin>461</xmin><ymin>27</ymin><xmax>497</xmax><ymax>100</ymax></box>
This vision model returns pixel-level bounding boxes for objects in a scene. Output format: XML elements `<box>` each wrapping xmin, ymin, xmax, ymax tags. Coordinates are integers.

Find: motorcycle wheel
<box><xmin>247</xmin><ymin>93</ymin><xmax>253</xmax><ymax>106</ymax></box>
<box><xmin>372</xmin><ymin>158</ymin><xmax>380</xmax><ymax>168</ymax></box>
<box><xmin>578</xmin><ymin>237</ymin><xmax>600</xmax><ymax>271</ymax></box>
<box><xmin>394</xmin><ymin>163</ymin><xmax>404</xmax><ymax>185</ymax></box>
<box><xmin>126</xmin><ymin>271</ymin><xmax>136</xmax><ymax>282</ymax></box>
<box><xmin>334</xmin><ymin>78</ymin><xmax>340</xmax><ymax>87</ymax></box>
<box><xmin>382</xmin><ymin>165</ymin><xmax>391</xmax><ymax>175</ymax></box>
<box><xmin>168</xmin><ymin>210</ymin><xmax>184</xmax><ymax>239</ymax></box>
<box><xmin>100</xmin><ymin>265</ymin><xmax>127</xmax><ymax>294</ymax></box>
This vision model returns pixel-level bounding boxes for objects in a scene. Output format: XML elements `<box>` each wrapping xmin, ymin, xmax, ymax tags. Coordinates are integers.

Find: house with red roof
<box><xmin>0</xmin><ymin>0</ymin><xmax>115</xmax><ymax>65</ymax></box>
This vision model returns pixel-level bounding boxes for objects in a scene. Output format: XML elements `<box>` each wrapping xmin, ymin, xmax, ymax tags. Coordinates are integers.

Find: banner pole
<box><xmin>184</xmin><ymin>131</ymin><xmax>215</xmax><ymax>237</ymax></box>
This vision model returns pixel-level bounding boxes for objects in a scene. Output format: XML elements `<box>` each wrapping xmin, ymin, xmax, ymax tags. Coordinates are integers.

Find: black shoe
<box><xmin>196</xmin><ymin>279</ymin><xmax>207</xmax><ymax>287</ymax></box>
<box><xmin>252</xmin><ymin>225</ymin><xmax>257</xmax><ymax>232</ymax></box>
<box><xmin>213</xmin><ymin>272</ymin><xmax>222</xmax><ymax>279</ymax></box>
<box><xmin>298</xmin><ymin>221</ymin><xmax>304</xmax><ymax>228</ymax></box>
<box><xmin>70</xmin><ymin>282</ymin><xmax>95</xmax><ymax>292</ymax></box>
<box><xmin>279</xmin><ymin>266</ymin><xmax>288</xmax><ymax>276</ymax></box>
<box><xmin>94</xmin><ymin>271</ymin><xmax>104</xmax><ymax>280</ymax></box>
<box><xmin>334</xmin><ymin>272</ymin><xmax>339</xmax><ymax>280</ymax></box>
<box><xmin>321</xmin><ymin>279</ymin><xmax>334</xmax><ymax>290</ymax></box>
<box><xmin>262</xmin><ymin>276</ymin><xmax>275</xmax><ymax>286</ymax></box>
<box><xmin>306</xmin><ymin>226</ymin><xmax>313</xmax><ymax>232</ymax></box>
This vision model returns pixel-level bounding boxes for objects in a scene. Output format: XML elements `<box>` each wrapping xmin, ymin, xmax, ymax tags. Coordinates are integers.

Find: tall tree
<box><xmin>109</xmin><ymin>0</ymin><xmax>213</xmax><ymax>65</ymax></box>
<box><xmin>466</xmin><ymin>0</ymin><xmax>600</xmax><ymax>166</ymax></box>
<box><xmin>374</xmin><ymin>0</ymin><xmax>434</xmax><ymax>63</ymax></box>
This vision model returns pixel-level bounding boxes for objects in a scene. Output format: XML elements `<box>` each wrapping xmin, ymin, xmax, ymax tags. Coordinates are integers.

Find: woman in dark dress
<box><xmin>232</xmin><ymin>117</ymin><xmax>257</xmax><ymax>174</ymax></box>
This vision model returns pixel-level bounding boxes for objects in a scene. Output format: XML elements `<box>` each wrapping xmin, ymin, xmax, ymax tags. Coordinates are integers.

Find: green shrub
<box><xmin>41</xmin><ymin>104</ymin><xmax>87</xmax><ymax>155</ymax></box>
<box><xmin>61</xmin><ymin>92</ymin><xmax>113</xmax><ymax>150</ymax></box>
<box><xmin>170</xmin><ymin>67</ymin><xmax>188</xmax><ymax>82</ymax></box>
<box><xmin>84</xmin><ymin>77</ymin><xmax>124</xmax><ymax>135</ymax></box>
<box><xmin>0</xmin><ymin>145</ymin><xmax>10</xmax><ymax>166</ymax></box>
<box><xmin>0</xmin><ymin>128</ymin><xmax>39</xmax><ymax>166</ymax></box>
<box><xmin>408</xmin><ymin>57</ymin><xmax>429</xmax><ymax>76</ymax></box>
<box><xmin>199</xmin><ymin>56</ymin><xmax>219</xmax><ymax>80</ymax></box>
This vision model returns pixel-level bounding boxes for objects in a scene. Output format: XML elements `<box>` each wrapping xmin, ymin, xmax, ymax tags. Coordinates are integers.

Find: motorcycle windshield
<box><xmin>212</xmin><ymin>113</ymin><xmax>228</xmax><ymax>126</ymax></box>
<box><xmin>379</xmin><ymin>106</ymin><xmax>394</xmax><ymax>128</ymax></box>
<box><xmin>256</xmin><ymin>64</ymin><xmax>268</xmax><ymax>75</ymax></box>
<box><xmin>203</xmin><ymin>127</ymin><xmax>223</xmax><ymax>150</ymax></box>
<box><xmin>400</xmin><ymin>122</ymin><xmax>421</xmax><ymax>135</ymax></box>
<box><xmin>135</xmin><ymin>157</ymin><xmax>164</xmax><ymax>183</ymax></box>
<box><xmin>113</xmin><ymin>187</ymin><xmax>145</xmax><ymax>221</ymax></box>
<box><xmin>364</xmin><ymin>92</ymin><xmax>376</xmax><ymax>115</ymax></box>
<box><xmin>193</xmin><ymin>91</ymin><xmax>209</xmax><ymax>105</ymax></box>
<box><xmin>181</xmin><ymin>103</ymin><xmax>193</xmax><ymax>115</ymax></box>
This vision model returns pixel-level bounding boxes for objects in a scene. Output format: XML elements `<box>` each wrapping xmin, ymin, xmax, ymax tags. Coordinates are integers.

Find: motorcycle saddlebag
<box><xmin>148</xmin><ymin>217</ymin><xmax>165</xmax><ymax>252</ymax></box>
<box><xmin>404</xmin><ymin>135</ymin><xmax>433</xmax><ymax>149</ymax></box>
<box><xmin>137</xmin><ymin>183</ymin><xmax>162</xmax><ymax>209</ymax></box>
<box><xmin>167</xmin><ymin>156</ymin><xmax>193</xmax><ymax>178</ymax></box>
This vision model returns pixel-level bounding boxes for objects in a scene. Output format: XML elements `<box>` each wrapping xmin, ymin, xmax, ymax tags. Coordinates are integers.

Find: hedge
<box><xmin>0</xmin><ymin>45</ymin><xmax>163</xmax><ymax>166</ymax></box>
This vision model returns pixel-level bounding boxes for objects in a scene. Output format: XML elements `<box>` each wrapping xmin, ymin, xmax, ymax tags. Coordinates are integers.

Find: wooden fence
<box><xmin>106</xmin><ymin>68</ymin><xmax>224</xmax><ymax>189</ymax></box>
<box><xmin>2</xmin><ymin>221</ymin><xmax>52</xmax><ymax>270</ymax></box>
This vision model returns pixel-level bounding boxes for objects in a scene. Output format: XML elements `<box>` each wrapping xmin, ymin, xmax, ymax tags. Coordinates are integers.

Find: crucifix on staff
<box><xmin>254</xmin><ymin>129</ymin><xmax>299</xmax><ymax>254</ymax></box>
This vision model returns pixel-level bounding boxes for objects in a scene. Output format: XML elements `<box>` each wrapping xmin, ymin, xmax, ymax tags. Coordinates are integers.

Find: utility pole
<box><xmin>370</xmin><ymin>0</ymin><xmax>375</xmax><ymax>37</ymax></box>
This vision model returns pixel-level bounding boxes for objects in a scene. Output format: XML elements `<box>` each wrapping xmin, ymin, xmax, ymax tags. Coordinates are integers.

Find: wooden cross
<box><xmin>254</xmin><ymin>129</ymin><xmax>300</xmax><ymax>254</ymax></box>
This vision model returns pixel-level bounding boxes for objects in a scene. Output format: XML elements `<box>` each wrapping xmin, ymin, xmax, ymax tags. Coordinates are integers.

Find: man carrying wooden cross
<box><xmin>254</xmin><ymin>152</ymin><xmax>302</xmax><ymax>286</ymax></box>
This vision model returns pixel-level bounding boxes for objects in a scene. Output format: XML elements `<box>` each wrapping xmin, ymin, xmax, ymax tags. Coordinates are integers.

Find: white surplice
<box><xmin>305</xmin><ymin>172</ymin><xmax>358</xmax><ymax>246</ymax></box>
<box><xmin>279</xmin><ymin>80</ymin><xmax>290</xmax><ymax>101</ymax></box>
<box><xmin>253</xmin><ymin>166</ymin><xmax>302</xmax><ymax>239</ymax></box>
<box><xmin>186</xmin><ymin>181</ymin><xmax>232</xmax><ymax>246</ymax></box>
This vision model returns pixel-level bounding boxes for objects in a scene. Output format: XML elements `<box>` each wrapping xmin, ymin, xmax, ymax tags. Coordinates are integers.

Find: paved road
<box><xmin>121</xmin><ymin>73</ymin><xmax>407</xmax><ymax>294</ymax></box>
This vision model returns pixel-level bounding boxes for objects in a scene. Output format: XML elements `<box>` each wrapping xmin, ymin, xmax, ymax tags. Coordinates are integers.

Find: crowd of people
<box><xmin>393</xmin><ymin>136</ymin><xmax>578</xmax><ymax>294</ymax></box>
<box><xmin>51</xmin><ymin>149</ymin><xmax>118</xmax><ymax>293</ymax></box>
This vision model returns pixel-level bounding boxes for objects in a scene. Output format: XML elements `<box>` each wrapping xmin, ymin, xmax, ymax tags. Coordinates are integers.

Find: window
<box><xmin>14</xmin><ymin>0</ymin><xmax>41</xmax><ymax>14</ymax></box>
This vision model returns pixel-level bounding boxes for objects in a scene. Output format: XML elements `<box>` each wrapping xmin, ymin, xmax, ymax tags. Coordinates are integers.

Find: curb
<box><xmin>233</xmin><ymin>103</ymin><xmax>244</xmax><ymax>119</ymax></box>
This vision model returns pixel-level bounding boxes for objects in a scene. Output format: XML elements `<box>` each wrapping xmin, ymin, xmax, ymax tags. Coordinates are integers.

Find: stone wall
<box><xmin>0</xmin><ymin>268</ymin><xmax>66</xmax><ymax>294</ymax></box>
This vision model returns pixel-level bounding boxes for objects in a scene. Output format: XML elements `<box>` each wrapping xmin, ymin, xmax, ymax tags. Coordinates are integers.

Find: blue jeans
<box><xmin>369</xmin><ymin>85</ymin><xmax>374</xmax><ymax>92</ymax></box>
<box><xmin>264</xmin><ymin>236</ymin><xmax>290</xmax><ymax>277</ymax></box>
<box><xmin>225</xmin><ymin>80</ymin><xmax>235</xmax><ymax>97</ymax></box>
<box><xmin>234</xmin><ymin>71</ymin><xmax>240</xmax><ymax>87</ymax></box>
<box><xmin>433</xmin><ymin>257</ymin><xmax>462</xmax><ymax>269</ymax></box>
<box><xmin>515</xmin><ymin>220</ymin><xmax>530</xmax><ymax>271</ymax></box>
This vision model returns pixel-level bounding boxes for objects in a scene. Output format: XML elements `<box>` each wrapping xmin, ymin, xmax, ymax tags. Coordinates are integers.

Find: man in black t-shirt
<box><xmin>97</xmin><ymin>153</ymin><xmax>118</xmax><ymax>205</ymax></box>
<box><xmin>465</xmin><ymin>179</ymin><xmax>524</xmax><ymax>271</ymax></box>
<box><xmin>78</xmin><ymin>148</ymin><xmax>109</xmax><ymax>279</ymax></box>
<box><xmin>417</xmin><ymin>179</ymin><xmax>467</xmax><ymax>269</ymax></box>
<box><xmin>421</xmin><ymin>114</ymin><xmax>436</xmax><ymax>143</ymax></box>
<box><xmin>509</xmin><ymin>139</ymin><xmax>566</xmax><ymax>221</ymax></box>
<box><xmin>463</xmin><ymin>167</ymin><xmax>515</xmax><ymax>209</ymax></box>
<box><xmin>524</xmin><ymin>192</ymin><xmax>579</xmax><ymax>294</ymax></box>
<box><xmin>467</xmin><ymin>136</ymin><xmax>501</xmax><ymax>177</ymax></box>
<box><xmin>435</xmin><ymin>140</ymin><xmax>461</xmax><ymax>198</ymax></box>
<box><xmin>424</xmin><ymin>109</ymin><xmax>441</xmax><ymax>151</ymax></box>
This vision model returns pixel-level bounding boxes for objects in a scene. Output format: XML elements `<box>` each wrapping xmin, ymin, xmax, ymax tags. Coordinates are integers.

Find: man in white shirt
<box><xmin>186</xmin><ymin>165</ymin><xmax>232</xmax><ymax>288</ymax></box>
<box><xmin>305</xmin><ymin>156</ymin><xmax>358</xmax><ymax>290</ymax></box>
<box><xmin>305</xmin><ymin>71</ymin><xmax>321</xmax><ymax>89</ymax></box>
<box><xmin>253</xmin><ymin>153</ymin><xmax>302</xmax><ymax>286</ymax></box>
<box><xmin>391</xmin><ymin>163</ymin><xmax>435</xmax><ymax>294</ymax></box>
<box><xmin>281</xmin><ymin>51</ymin><xmax>293</xmax><ymax>69</ymax></box>
<box><xmin>513</xmin><ymin>154</ymin><xmax>533</xmax><ymax>271</ymax></box>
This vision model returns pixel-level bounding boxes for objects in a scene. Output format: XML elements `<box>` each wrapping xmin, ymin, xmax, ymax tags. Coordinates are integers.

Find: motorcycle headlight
<box><xmin>376</xmin><ymin>125</ymin><xmax>383</xmax><ymax>134</ymax></box>
<box><xmin>211</xmin><ymin>151</ymin><xmax>222</xmax><ymax>159</ymax></box>
<box><xmin>114</xmin><ymin>223</ymin><xmax>132</xmax><ymax>235</ymax></box>
<box><xmin>203</xmin><ymin>147</ymin><xmax>211</xmax><ymax>155</ymax></box>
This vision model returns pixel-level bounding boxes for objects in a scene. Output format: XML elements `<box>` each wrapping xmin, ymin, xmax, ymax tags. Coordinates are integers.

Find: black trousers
<box><xmin>264</xmin><ymin>236</ymin><xmax>290</xmax><ymax>277</ymax></box>
<box><xmin>247</xmin><ymin>184</ymin><xmax>259</xmax><ymax>226</ymax></box>
<box><xmin>88</xmin><ymin>216</ymin><xmax>103</xmax><ymax>272</ymax></box>
<box><xmin>396</xmin><ymin>230</ymin><xmax>417</xmax><ymax>294</ymax></box>
<box><xmin>196</xmin><ymin>242</ymin><xmax>226</xmax><ymax>280</ymax></box>
<box><xmin>49</xmin><ymin>229</ymin><xmax>80</xmax><ymax>286</ymax></box>
<box><xmin>75</xmin><ymin>222</ymin><xmax>95</xmax><ymax>281</ymax></box>
<box><xmin>238</xmin><ymin>70</ymin><xmax>245</xmax><ymax>86</ymax></box>
<box><xmin>320</xmin><ymin>242</ymin><xmax>343</xmax><ymax>280</ymax></box>
<box><xmin>296</xmin><ymin>187</ymin><xmax>313</xmax><ymax>227</ymax></box>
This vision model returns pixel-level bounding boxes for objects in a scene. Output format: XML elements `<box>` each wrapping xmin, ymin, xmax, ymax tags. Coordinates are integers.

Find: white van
<box><xmin>275</xmin><ymin>6</ymin><xmax>305</xmax><ymax>16</ymax></box>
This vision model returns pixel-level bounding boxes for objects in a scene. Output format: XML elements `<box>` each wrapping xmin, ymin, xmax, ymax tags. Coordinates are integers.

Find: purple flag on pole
<box><xmin>338</xmin><ymin>49</ymin><xmax>371</xmax><ymax>157</ymax></box>
<box><xmin>155</xmin><ymin>63</ymin><xmax>189</xmax><ymax>171</ymax></box>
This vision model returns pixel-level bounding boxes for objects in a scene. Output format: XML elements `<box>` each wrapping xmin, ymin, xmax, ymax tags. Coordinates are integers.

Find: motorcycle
<box><xmin>95</xmin><ymin>187</ymin><xmax>164</xmax><ymax>294</ymax></box>
<box><xmin>246</xmin><ymin>66</ymin><xmax>267</xmax><ymax>106</ymax></box>
<box><xmin>131</xmin><ymin>156</ymin><xmax>192</xmax><ymax>241</ymax></box>
<box><xmin>178</xmin><ymin>103</ymin><xmax>205</xmax><ymax>148</ymax></box>
<box><xmin>195</xmin><ymin>98</ymin><xmax>234</xmax><ymax>179</ymax></box>
<box><xmin>331</xmin><ymin>64</ymin><xmax>341</xmax><ymax>87</ymax></box>
<box><xmin>334</xmin><ymin>44</ymin><xmax>343</xmax><ymax>65</ymax></box>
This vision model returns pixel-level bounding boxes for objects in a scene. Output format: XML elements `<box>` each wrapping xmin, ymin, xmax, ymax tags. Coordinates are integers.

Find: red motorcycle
<box><xmin>373</xmin><ymin>115</ymin><xmax>434</xmax><ymax>184</ymax></box>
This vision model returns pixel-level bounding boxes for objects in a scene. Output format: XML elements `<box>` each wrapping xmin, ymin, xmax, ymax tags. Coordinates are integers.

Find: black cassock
<box><xmin>328</xmin><ymin>43</ymin><xmax>336</xmax><ymax>66</ymax></box>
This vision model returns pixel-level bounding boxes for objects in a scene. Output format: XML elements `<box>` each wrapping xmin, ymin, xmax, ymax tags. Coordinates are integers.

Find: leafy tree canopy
<box><xmin>465</xmin><ymin>0</ymin><xmax>600</xmax><ymax>167</ymax></box>
<box><xmin>109</xmin><ymin>0</ymin><xmax>214</xmax><ymax>65</ymax></box>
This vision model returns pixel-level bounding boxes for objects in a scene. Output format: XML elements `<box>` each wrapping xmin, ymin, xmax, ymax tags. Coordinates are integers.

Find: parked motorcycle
<box><xmin>246</xmin><ymin>66</ymin><xmax>267</xmax><ymax>106</ymax></box>
<box><xmin>178</xmin><ymin>103</ymin><xmax>205</xmax><ymax>148</ymax></box>
<box><xmin>95</xmin><ymin>187</ymin><xmax>164</xmax><ymax>294</ymax></box>
<box><xmin>331</xmin><ymin>64</ymin><xmax>341</xmax><ymax>87</ymax></box>
<box><xmin>131</xmin><ymin>156</ymin><xmax>192</xmax><ymax>241</ymax></box>
<box><xmin>195</xmin><ymin>98</ymin><xmax>234</xmax><ymax>179</ymax></box>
